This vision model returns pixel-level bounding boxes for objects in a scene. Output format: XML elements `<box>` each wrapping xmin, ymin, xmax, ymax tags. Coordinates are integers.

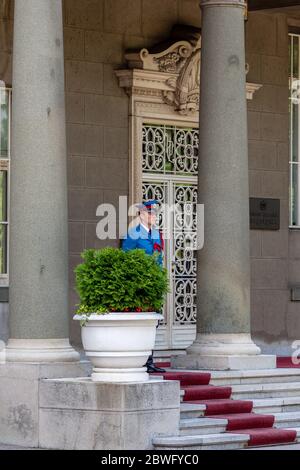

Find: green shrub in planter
<box><xmin>75</xmin><ymin>247</ymin><xmax>169</xmax><ymax>315</ymax></box>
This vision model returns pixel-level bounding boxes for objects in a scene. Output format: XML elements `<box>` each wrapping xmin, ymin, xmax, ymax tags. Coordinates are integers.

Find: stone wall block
<box><xmin>246</xmin><ymin>13</ymin><xmax>277</xmax><ymax>55</ymax></box>
<box><xmin>251</xmin><ymin>259</ymin><xmax>288</xmax><ymax>290</ymax></box>
<box><xmin>64</xmin><ymin>28</ymin><xmax>85</xmax><ymax>60</ymax></box>
<box><xmin>66</xmin><ymin>60</ymin><xmax>104</xmax><ymax>94</ymax></box>
<box><xmin>104</xmin><ymin>0</ymin><xmax>142</xmax><ymax>35</ymax></box>
<box><xmin>67</xmin><ymin>124</ymin><xmax>104</xmax><ymax>157</ymax></box>
<box><xmin>85</xmin><ymin>31</ymin><xmax>123</xmax><ymax>63</ymax></box>
<box><xmin>65</xmin><ymin>0</ymin><xmax>104</xmax><ymax>30</ymax></box>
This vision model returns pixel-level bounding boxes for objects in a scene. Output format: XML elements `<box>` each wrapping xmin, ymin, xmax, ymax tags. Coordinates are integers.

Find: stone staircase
<box><xmin>151</xmin><ymin>368</ymin><xmax>300</xmax><ymax>450</ymax></box>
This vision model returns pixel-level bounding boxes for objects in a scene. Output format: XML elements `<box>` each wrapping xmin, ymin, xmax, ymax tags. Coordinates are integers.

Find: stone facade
<box><xmin>246</xmin><ymin>11</ymin><xmax>300</xmax><ymax>355</ymax></box>
<box><xmin>0</xmin><ymin>1</ymin><xmax>299</xmax><ymax>355</ymax></box>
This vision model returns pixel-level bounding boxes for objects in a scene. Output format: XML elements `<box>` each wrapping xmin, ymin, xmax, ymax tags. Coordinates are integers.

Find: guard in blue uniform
<box><xmin>122</xmin><ymin>201</ymin><xmax>164</xmax><ymax>266</ymax></box>
<box><xmin>122</xmin><ymin>199</ymin><xmax>166</xmax><ymax>373</ymax></box>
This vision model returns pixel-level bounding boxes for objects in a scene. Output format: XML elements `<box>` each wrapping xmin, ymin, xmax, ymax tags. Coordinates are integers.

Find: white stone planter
<box><xmin>74</xmin><ymin>312</ymin><xmax>163</xmax><ymax>383</ymax></box>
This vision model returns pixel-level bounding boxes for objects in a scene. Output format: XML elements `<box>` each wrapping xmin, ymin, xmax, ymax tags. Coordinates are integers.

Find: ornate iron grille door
<box><xmin>142</xmin><ymin>123</ymin><xmax>198</xmax><ymax>350</ymax></box>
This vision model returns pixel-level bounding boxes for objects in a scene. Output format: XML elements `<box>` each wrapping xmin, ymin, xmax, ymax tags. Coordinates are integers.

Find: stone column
<box><xmin>173</xmin><ymin>0</ymin><xmax>275</xmax><ymax>370</ymax></box>
<box><xmin>6</xmin><ymin>0</ymin><xmax>79</xmax><ymax>362</ymax></box>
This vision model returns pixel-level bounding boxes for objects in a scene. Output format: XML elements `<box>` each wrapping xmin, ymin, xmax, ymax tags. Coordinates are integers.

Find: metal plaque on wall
<box><xmin>250</xmin><ymin>198</ymin><xmax>280</xmax><ymax>230</ymax></box>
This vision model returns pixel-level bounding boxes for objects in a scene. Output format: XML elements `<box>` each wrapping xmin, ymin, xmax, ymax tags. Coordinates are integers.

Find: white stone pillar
<box><xmin>173</xmin><ymin>0</ymin><xmax>275</xmax><ymax>370</ymax></box>
<box><xmin>6</xmin><ymin>0</ymin><xmax>79</xmax><ymax>362</ymax></box>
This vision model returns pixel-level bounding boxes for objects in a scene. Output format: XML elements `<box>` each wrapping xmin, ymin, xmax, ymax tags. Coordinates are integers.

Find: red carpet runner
<box><xmin>277</xmin><ymin>357</ymin><xmax>300</xmax><ymax>368</ymax></box>
<box><xmin>152</xmin><ymin>368</ymin><xmax>297</xmax><ymax>448</ymax></box>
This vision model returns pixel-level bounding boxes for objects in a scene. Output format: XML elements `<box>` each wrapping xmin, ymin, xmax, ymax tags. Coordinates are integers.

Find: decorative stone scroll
<box><xmin>116</xmin><ymin>25</ymin><xmax>261</xmax><ymax>116</ymax></box>
<box><xmin>163</xmin><ymin>46</ymin><xmax>200</xmax><ymax>115</ymax></box>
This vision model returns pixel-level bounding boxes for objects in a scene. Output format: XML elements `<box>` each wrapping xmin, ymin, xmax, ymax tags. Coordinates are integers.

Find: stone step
<box><xmin>231</xmin><ymin>382</ymin><xmax>300</xmax><ymax>399</ymax></box>
<box><xmin>180</xmin><ymin>396</ymin><xmax>300</xmax><ymax>418</ymax></box>
<box><xmin>180</xmin><ymin>382</ymin><xmax>300</xmax><ymax>402</ymax></box>
<box><xmin>0</xmin><ymin>443</ymin><xmax>37</xmax><ymax>450</ymax></box>
<box><xmin>165</xmin><ymin>368</ymin><xmax>300</xmax><ymax>386</ymax></box>
<box><xmin>179</xmin><ymin>412</ymin><xmax>300</xmax><ymax>436</ymax></box>
<box><xmin>153</xmin><ymin>432</ymin><xmax>249</xmax><ymax>450</ymax></box>
<box><xmin>180</xmin><ymin>402</ymin><xmax>207</xmax><ymax>419</ymax></box>
<box><xmin>253</xmin><ymin>396</ymin><xmax>300</xmax><ymax>414</ymax></box>
<box><xmin>153</xmin><ymin>428</ymin><xmax>300</xmax><ymax>450</ymax></box>
<box><xmin>273</xmin><ymin>412</ymin><xmax>300</xmax><ymax>429</ymax></box>
<box><xmin>179</xmin><ymin>417</ymin><xmax>228</xmax><ymax>436</ymax></box>
<box><xmin>208</xmin><ymin>369</ymin><xmax>300</xmax><ymax>386</ymax></box>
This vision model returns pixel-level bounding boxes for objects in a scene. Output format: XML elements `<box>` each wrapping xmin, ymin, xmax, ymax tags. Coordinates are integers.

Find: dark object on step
<box><xmin>145</xmin><ymin>355</ymin><xmax>166</xmax><ymax>373</ymax></box>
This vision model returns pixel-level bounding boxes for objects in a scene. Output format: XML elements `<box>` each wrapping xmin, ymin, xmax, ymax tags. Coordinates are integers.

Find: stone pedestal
<box><xmin>39</xmin><ymin>378</ymin><xmax>180</xmax><ymax>450</ymax></box>
<box><xmin>0</xmin><ymin>362</ymin><xmax>92</xmax><ymax>448</ymax></box>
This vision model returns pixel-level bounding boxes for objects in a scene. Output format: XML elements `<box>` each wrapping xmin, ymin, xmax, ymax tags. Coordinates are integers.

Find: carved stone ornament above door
<box><xmin>116</xmin><ymin>24</ymin><xmax>262</xmax><ymax>116</ymax></box>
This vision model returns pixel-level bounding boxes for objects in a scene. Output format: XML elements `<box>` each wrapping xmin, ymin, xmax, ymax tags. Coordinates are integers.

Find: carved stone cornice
<box><xmin>117</xmin><ymin>68</ymin><xmax>261</xmax><ymax>105</ymax></box>
<box><xmin>116</xmin><ymin>25</ymin><xmax>261</xmax><ymax>116</ymax></box>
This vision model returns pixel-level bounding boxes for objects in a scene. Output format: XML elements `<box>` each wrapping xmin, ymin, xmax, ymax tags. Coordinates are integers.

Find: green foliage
<box><xmin>75</xmin><ymin>304</ymin><xmax>108</xmax><ymax>326</ymax></box>
<box><xmin>75</xmin><ymin>247</ymin><xmax>169</xmax><ymax>316</ymax></box>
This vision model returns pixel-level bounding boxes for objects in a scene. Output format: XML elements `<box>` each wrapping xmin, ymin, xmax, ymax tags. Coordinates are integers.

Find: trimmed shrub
<box><xmin>75</xmin><ymin>247</ymin><xmax>169</xmax><ymax>314</ymax></box>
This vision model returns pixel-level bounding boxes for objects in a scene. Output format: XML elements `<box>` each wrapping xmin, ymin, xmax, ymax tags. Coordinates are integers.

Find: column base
<box><xmin>188</xmin><ymin>333</ymin><xmax>262</xmax><ymax>356</ymax></box>
<box><xmin>171</xmin><ymin>333</ymin><xmax>276</xmax><ymax>370</ymax></box>
<box><xmin>5</xmin><ymin>339</ymin><xmax>80</xmax><ymax>363</ymax></box>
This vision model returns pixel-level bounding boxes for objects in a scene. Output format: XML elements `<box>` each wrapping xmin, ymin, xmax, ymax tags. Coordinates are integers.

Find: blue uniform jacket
<box><xmin>122</xmin><ymin>224</ymin><xmax>163</xmax><ymax>266</ymax></box>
